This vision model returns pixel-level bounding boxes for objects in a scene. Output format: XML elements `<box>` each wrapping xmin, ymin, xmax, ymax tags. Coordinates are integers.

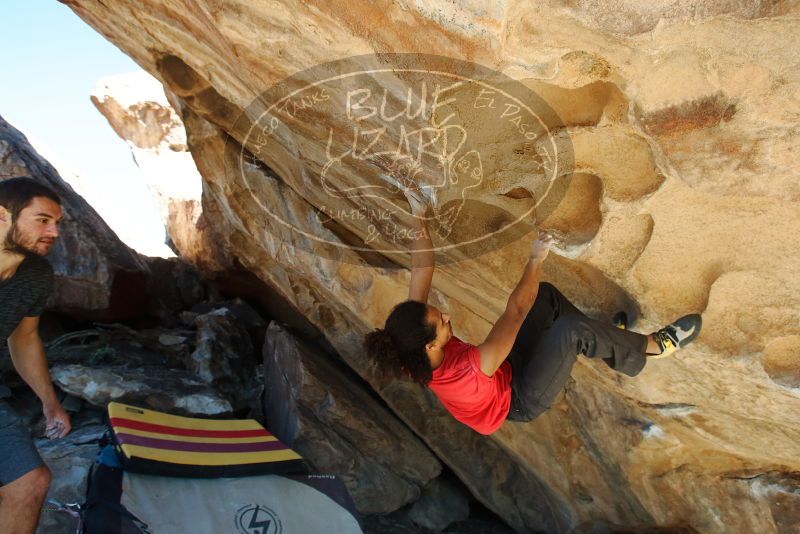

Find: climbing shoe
<box><xmin>648</xmin><ymin>314</ymin><xmax>702</xmax><ymax>359</ymax></box>
<box><xmin>612</xmin><ymin>311</ymin><xmax>628</xmax><ymax>330</ymax></box>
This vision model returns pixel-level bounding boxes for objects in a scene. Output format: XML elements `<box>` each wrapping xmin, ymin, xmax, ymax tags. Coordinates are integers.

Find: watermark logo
<box><xmin>234</xmin><ymin>504</ymin><xmax>282</xmax><ymax>534</ymax></box>
<box><xmin>226</xmin><ymin>54</ymin><xmax>573</xmax><ymax>265</ymax></box>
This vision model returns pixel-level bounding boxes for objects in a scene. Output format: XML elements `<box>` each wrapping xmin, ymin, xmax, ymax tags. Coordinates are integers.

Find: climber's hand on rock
<box><xmin>530</xmin><ymin>230</ymin><xmax>554</xmax><ymax>263</ymax></box>
<box><xmin>403</xmin><ymin>187</ymin><xmax>428</xmax><ymax>216</ymax></box>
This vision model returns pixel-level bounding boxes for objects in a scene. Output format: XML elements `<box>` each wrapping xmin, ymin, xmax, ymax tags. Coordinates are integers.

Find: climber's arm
<box><xmin>477</xmin><ymin>232</ymin><xmax>553</xmax><ymax>376</ymax></box>
<box><xmin>405</xmin><ymin>188</ymin><xmax>434</xmax><ymax>303</ymax></box>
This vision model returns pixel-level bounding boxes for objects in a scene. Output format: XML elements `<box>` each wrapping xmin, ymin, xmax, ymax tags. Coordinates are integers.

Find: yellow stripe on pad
<box><xmin>113</xmin><ymin>427</ymin><xmax>280</xmax><ymax>444</ymax></box>
<box><xmin>108</xmin><ymin>402</ymin><xmax>266</xmax><ymax>431</ymax></box>
<box><xmin>120</xmin><ymin>444</ymin><xmax>303</xmax><ymax>466</ymax></box>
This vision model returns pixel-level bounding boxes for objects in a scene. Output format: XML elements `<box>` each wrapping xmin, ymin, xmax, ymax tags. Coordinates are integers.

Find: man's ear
<box><xmin>0</xmin><ymin>206</ymin><xmax>9</xmax><ymax>223</ymax></box>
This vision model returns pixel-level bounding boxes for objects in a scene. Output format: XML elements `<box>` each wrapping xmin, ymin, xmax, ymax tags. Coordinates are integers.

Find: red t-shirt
<box><xmin>428</xmin><ymin>335</ymin><xmax>512</xmax><ymax>435</ymax></box>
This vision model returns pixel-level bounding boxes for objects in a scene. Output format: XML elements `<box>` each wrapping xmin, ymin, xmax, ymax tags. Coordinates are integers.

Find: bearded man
<box><xmin>0</xmin><ymin>176</ymin><xmax>71</xmax><ymax>533</ymax></box>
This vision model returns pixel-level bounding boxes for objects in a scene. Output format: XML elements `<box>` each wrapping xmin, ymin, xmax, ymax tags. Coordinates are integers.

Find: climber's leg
<box><xmin>507</xmin><ymin>304</ymin><xmax>648</xmax><ymax>422</ymax></box>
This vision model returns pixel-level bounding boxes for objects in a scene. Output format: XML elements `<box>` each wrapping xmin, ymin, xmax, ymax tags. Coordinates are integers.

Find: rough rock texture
<box><xmin>262</xmin><ymin>321</ymin><xmax>441</xmax><ymax>514</ymax></box>
<box><xmin>407</xmin><ymin>477</ymin><xmax>471</xmax><ymax>531</ymax></box>
<box><xmin>36</xmin><ymin>418</ymin><xmax>106</xmax><ymax>534</ymax></box>
<box><xmin>189</xmin><ymin>307</ymin><xmax>257</xmax><ymax>410</ymax></box>
<box><xmin>51</xmin><ymin>364</ymin><xmax>233</xmax><ymax>416</ymax></box>
<box><xmin>65</xmin><ymin>2</ymin><xmax>800</xmax><ymax>532</ymax></box>
<box><xmin>0</xmin><ymin>114</ymin><xmax>149</xmax><ymax>318</ymax></box>
<box><xmin>144</xmin><ymin>256</ymin><xmax>207</xmax><ymax>319</ymax></box>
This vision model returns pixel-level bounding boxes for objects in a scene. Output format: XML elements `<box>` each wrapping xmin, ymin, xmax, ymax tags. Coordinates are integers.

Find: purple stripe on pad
<box><xmin>115</xmin><ymin>433</ymin><xmax>287</xmax><ymax>454</ymax></box>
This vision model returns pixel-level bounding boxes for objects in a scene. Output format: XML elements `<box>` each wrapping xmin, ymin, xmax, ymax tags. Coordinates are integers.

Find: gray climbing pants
<box><xmin>506</xmin><ymin>282</ymin><xmax>648</xmax><ymax>422</ymax></box>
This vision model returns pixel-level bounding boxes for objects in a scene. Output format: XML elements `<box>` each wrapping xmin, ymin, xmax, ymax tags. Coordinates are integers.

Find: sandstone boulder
<box><xmin>407</xmin><ymin>477</ymin><xmax>471</xmax><ymax>532</ymax></box>
<box><xmin>188</xmin><ymin>307</ymin><xmax>259</xmax><ymax>410</ymax></box>
<box><xmin>51</xmin><ymin>363</ymin><xmax>233</xmax><ymax>416</ymax></box>
<box><xmin>144</xmin><ymin>257</ymin><xmax>207</xmax><ymax>320</ymax></box>
<box><xmin>262</xmin><ymin>321</ymin><xmax>441</xmax><ymax>514</ymax></box>
<box><xmin>36</xmin><ymin>416</ymin><xmax>106</xmax><ymax>534</ymax></box>
<box><xmin>64</xmin><ymin>2</ymin><xmax>800</xmax><ymax>532</ymax></box>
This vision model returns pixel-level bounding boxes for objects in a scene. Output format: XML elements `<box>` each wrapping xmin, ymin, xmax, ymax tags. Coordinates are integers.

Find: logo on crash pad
<box><xmin>234</xmin><ymin>504</ymin><xmax>282</xmax><ymax>534</ymax></box>
<box><xmin>227</xmin><ymin>54</ymin><xmax>574</xmax><ymax>265</ymax></box>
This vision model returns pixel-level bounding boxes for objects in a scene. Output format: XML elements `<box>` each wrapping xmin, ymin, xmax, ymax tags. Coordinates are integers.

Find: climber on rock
<box><xmin>364</xmin><ymin>187</ymin><xmax>702</xmax><ymax>435</ymax></box>
<box><xmin>0</xmin><ymin>177</ymin><xmax>71</xmax><ymax>533</ymax></box>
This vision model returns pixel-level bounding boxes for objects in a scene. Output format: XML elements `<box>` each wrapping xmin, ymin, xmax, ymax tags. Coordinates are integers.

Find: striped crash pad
<box><xmin>107</xmin><ymin>402</ymin><xmax>306</xmax><ymax>477</ymax></box>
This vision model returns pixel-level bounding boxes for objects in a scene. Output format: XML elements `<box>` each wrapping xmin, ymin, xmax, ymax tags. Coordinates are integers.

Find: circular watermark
<box><xmin>234</xmin><ymin>504</ymin><xmax>282</xmax><ymax>534</ymax></box>
<box><xmin>225</xmin><ymin>54</ymin><xmax>573</xmax><ymax>266</ymax></box>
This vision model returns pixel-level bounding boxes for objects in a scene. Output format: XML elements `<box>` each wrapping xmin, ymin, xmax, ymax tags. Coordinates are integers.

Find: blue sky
<box><xmin>0</xmin><ymin>1</ymin><xmax>170</xmax><ymax>255</ymax></box>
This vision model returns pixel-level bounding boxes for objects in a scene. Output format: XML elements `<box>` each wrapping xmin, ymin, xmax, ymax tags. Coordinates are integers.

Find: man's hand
<box><xmin>43</xmin><ymin>401</ymin><xmax>71</xmax><ymax>440</ymax></box>
<box><xmin>8</xmin><ymin>317</ymin><xmax>72</xmax><ymax>440</ymax></box>
<box><xmin>530</xmin><ymin>230</ymin><xmax>554</xmax><ymax>263</ymax></box>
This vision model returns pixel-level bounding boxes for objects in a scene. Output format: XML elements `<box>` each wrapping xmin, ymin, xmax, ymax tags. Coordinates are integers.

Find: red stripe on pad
<box><xmin>115</xmin><ymin>433</ymin><xmax>288</xmax><ymax>453</ymax></box>
<box><xmin>110</xmin><ymin>418</ymin><xmax>271</xmax><ymax>438</ymax></box>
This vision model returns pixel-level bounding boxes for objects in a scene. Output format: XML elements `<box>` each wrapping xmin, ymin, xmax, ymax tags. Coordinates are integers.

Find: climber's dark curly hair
<box><xmin>364</xmin><ymin>300</ymin><xmax>436</xmax><ymax>385</ymax></box>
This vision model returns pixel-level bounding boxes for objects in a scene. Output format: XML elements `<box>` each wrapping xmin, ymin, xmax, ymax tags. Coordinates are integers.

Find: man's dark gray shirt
<box><xmin>0</xmin><ymin>254</ymin><xmax>53</xmax><ymax>343</ymax></box>
<box><xmin>0</xmin><ymin>254</ymin><xmax>52</xmax><ymax>482</ymax></box>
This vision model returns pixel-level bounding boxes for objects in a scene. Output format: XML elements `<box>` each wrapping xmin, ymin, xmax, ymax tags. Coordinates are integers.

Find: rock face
<box><xmin>144</xmin><ymin>256</ymin><xmax>207</xmax><ymax>319</ymax></box>
<box><xmin>188</xmin><ymin>307</ymin><xmax>258</xmax><ymax>410</ymax></box>
<box><xmin>262</xmin><ymin>321</ymin><xmax>441</xmax><ymax>514</ymax></box>
<box><xmin>64</xmin><ymin>2</ymin><xmax>800</xmax><ymax>532</ymax></box>
<box><xmin>407</xmin><ymin>477</ymin><xmax>471</xmax><ymax>531</ymax></box>
<box><xmin>0</xmin><ymin>115</ymin><xmax>149</xmax><ymax>318</ymax></box>
<box><xmin>51</xmin><ymin>364</ymin><xmax>233</xmax><ymax>416</ymax></box>
<box><xmin>36</xmin><ymin>417</ymin><xmax>106</xmax><ymax>534</ymax></box>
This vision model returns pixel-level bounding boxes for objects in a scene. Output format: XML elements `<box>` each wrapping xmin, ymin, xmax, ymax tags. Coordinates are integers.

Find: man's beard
<box><xmin>3</xmin><ymin>223</ymin><xmax>38</xmax><ymax>256</ymax></box>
